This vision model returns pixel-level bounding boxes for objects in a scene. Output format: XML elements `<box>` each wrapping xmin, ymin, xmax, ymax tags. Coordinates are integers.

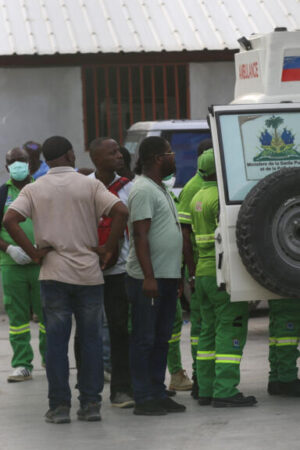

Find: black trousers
<box><xmin>74</xmin><ymin>272</ymin><xmax>131</xmax><ymax>400</ymax></box>
<box><xmin>103</xmin><ymin>272</ymin><xmax>132</xmax><ymax>398</ymax></box>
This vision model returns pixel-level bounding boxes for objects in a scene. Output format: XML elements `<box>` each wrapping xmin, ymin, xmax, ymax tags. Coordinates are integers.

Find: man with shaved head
<box><xmin>0</xmin><ymin>147</ymin><xmax>46</xmax><ymax>383</ymax></box>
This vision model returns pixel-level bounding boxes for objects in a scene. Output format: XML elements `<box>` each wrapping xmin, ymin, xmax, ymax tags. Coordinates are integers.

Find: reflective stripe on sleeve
<box><xmin>178</xmin><ymin>212</ymin><xmax>192</xmax><ymax>224</ymax></box>
<box><xmin>196</xmin><ymin>350</ymin><xmax>215</xmax><ymax>360</ymax></box>
<box><xmin>269</xmin><ymin>337</ymin><xmax>277</xmax><ymax>346</ymax></box>
<box><xmin>215</xmin><ymin>354</ymin><xmax>242</xmax><ymax>364</ymax></box>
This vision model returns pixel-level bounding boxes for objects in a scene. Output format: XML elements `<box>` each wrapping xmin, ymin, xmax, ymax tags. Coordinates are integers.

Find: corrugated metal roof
<box><xmin>0</xmin><ymin>0</ymin><xmax>299</xmax><ymax>55</ymax></box>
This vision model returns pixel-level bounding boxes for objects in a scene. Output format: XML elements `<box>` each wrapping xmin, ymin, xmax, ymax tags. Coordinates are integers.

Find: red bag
<box><xmin>98</xmin><ymin>177</ymin><xmax>130</xmax><ymax>246</ymax></box>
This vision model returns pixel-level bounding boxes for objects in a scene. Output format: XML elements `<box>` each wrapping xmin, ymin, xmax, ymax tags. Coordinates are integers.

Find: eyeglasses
<box><xmin>160</xmin><ymin>152</ymin><xmax>175</xmax><ymax>156</ymax></box>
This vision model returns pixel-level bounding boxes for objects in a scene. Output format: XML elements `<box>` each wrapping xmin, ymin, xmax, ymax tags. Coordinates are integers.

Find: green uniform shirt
<box><xmin>177</xmin><ymin>172</ymin><xmax>203</xmax><ymax>225</ymax></box>
<box><xmin>189</xmin><ymin>181</ymin><xmax>218</xmax><ymax>277</ymax></box>
<box><xmin>178</xmin><ymin>172</ymin><xmax>203</xmax><ymax>260</ymax></box>
<box><xmin>0</xmin><ymin>179</ymin><xmax>35</xmax><ymax>266</ymax></box>
<box><xmin>126</xmin><ymin>175</ymin><xmax>182</xmax><ymax>279</ymax></box>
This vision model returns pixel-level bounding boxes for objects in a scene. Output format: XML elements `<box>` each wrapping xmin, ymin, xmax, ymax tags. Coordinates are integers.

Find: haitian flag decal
<box><xmin>281</xmin><ymin>56</ymin><xmax>300</xmax><ymax>82</ymax></box>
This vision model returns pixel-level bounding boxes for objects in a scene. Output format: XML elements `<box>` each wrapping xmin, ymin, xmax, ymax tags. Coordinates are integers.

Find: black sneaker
<box><xmin>134</xmin><ymin>399</ymin><xmax>167</xmax><ymax>416</ymax></box>
<box><xmin>278</xmin><ymin>379</ymin><xmax>300</xmax><ymax>397</ymax></box>
<box><xmin>198</xmin><ymin>396</ymin><xmax>212</xmax><ymax>406</ymax></box>
<box><xmin>267</xmin><ymin>381</ymin><xmax>282</xmax><ymax>395</ymax></box>
<box><xmin>191</xmin><ymin>374</ymin><xmax>199</xmax><ymax>400</ymax></box>
<box><xmin>212</xmin><ymin>393</ymin><xmax>257</xmax><ymax>408</ymax></box>
<box><xmin>77</xmin><ymin>402</ymin><xmax>101</xmax><ymax>421</ymax></box>
<box><xmin>45</xmin><ymin>405</ymin><xmax>70</xmax><ymax>424</ymax></box>
<box><xmin>158</xmin><ymin>397</ymin><xmax>186</xmax><ymax>413</ymax></box>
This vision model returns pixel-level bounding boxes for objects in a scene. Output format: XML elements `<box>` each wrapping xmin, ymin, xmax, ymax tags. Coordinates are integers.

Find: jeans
<box><xmin>126</xmin><ymin>276</ymin><xmax>178</xmax><ymax>404</ymax></box>
<box><xmin>104</xmin><ymin>273</ymin><xmax>131</xmax><ymax>399</ymax></box>
<box><xmin>40</xmin><ymin>280</ymin><xmax>103</xmax><ymax>409</ymax></box>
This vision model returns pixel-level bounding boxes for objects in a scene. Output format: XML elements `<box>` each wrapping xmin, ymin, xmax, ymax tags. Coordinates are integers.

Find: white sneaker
<box><xmin>7</xmin><ymin>367</ymin><xmax>32</xmax><ymax>383</ymax></box>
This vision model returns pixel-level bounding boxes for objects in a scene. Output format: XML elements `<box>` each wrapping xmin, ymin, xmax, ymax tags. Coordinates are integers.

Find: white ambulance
<box><xmin>210</xmin><ymin>28</ymin><xmax>300</xmax><ymax>301</ymax></box>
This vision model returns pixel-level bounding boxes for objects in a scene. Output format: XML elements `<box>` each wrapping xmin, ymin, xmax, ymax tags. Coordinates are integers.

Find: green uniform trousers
<box><xmin>167</xmin><ymin>291</ymin><xmax>202</xmax><ymax>376</ymax></box>
<box><xmin>167</xmin><ymin>298</ymin><xmax>183</xmax><ymax>374</ymax></box>
<box><xmin>190</xmin><ymin>289</ymin><xmax>202</xmax><ymax>376</ymax></box>
<box><xmin>1</xmin><ymin>264</ymin><xmax>46</xmax><ymax>370</ymax></box>
<box><xmin>195</xmin><ymin>276</ymin><xmax>249</xmax><ymax>398</ymax></box>
<box><xmin>268</xmin><ymin>299</ymin><xmax>300</xmax><ymax>383</ymax></box>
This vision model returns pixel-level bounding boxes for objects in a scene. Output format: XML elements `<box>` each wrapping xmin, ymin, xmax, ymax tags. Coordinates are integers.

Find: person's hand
<box><xmin>177</xmin><ymin>278</ymin><xmax>184</xmax><ymax>298</ymax></box>
<box><xmin>6</xmin><ymin>245</ymin><xmax>32</xmax><ymax>265</ymax></box>
<box><xmin>31</xmin><ymin>247</ymin><xmax>53</xmax><ymax>264</ymax></box>
<box><xmin>143</xmin><ymin>276</ymin><xmax>158</xmax><ymax>298</ymax></box>
<box><xmin>189</xmin><ymin>275</ymin><xmax>195</xmax><ymax>293</ymax></box>
<box><xmin>91</xmin><ymin>245</ymin><xmax>119</xmax><ymax>270</ymax></box>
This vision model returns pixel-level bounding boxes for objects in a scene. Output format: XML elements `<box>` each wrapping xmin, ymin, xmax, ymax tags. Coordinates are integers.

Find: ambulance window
<box><xmin>217</xmin><ymin>111</ymin><xmax>300</xmax><ymax>203</ymax></box>
<box><xmin>162</xmin><ymin>131</ymin><xmax>211</xmax><ymax>187</ymax></box>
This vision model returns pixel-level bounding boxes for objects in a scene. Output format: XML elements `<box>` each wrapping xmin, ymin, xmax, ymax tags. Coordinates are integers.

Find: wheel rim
<box><xmin>272</xmin><ymin>196</ymin><xmax>300</xmax><ymax>268</ymax></box>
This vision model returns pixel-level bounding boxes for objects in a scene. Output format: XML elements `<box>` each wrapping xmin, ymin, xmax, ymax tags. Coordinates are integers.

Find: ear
<box><xmin>66</xmin><ymin>149</ymin><xmax>76</xmax><ymax>164</ymax></box>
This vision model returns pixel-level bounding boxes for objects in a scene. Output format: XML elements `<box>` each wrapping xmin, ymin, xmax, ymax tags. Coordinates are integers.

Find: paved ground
<box><xmin>0</xmin><ymin>305</ymin><xmax>300</xmax><ymax>450</ymax></box>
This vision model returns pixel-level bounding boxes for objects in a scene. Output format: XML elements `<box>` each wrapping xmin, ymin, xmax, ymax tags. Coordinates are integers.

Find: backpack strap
<box><xmin>0</xmin><ymin>183</ymin><xmax>9</xmax><ymax>228</ymax></box>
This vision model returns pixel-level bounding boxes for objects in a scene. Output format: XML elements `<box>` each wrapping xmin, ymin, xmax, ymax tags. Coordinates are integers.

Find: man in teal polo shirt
<box><xmin>126</xmin><ymin>136</ymin><xmax>185</xmax><ymax>416</ymax></box>
<box><xmin>0</xmin><ymin>147</ymin><xmax>46</xmax><ymax>382</ymax></box>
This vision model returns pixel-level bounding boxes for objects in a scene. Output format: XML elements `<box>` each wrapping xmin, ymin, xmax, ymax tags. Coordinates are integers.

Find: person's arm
<box><xmin>182</xmin><ymin>224</ymin><xmax>195</xmax><ymax>276</ymax></box>
<box><xmin>132</xmin><ymin>219</ymin><xmax>158</xmax><ymax>298</ymax></box>
<box><xmin>93</xmin><ymin>201</ymin><xmax>128</xmax><ymax>270</ymax></box>
<box><xmin>3</xmin><ymin>209</ymin><xmax>51</xmax><ymax>264</ymax></box>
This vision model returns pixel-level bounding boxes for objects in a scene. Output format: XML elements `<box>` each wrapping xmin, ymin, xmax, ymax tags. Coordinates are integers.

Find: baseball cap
<box><xmin>197</xmin><ymin>148</ymin><xmax>215</xmax><ymax>177</ymax></box>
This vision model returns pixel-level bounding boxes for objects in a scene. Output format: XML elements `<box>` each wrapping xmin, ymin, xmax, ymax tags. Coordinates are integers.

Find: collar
<box><xmin>202</xmin><ymin>180</ymin><xmax>218</xmax><ymax>188</ymax></box>
<box><xmin>47</xmin><ymin>167</ymin><xmax>76</xmax><ymax>174</ymax></box>
<box><xmin>7</xmin><ymin>177</ymin><xmax>34</xmax><ymax>187</ymax></box>
<box><xmin>141</xmin><ymin>175</ymin><xmax>166</xmax><ymax>193</ymax></box>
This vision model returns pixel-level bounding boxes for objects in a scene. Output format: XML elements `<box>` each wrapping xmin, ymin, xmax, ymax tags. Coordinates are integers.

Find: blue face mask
<box><xmin>8</xmin><ymin>161</ymin><xmax>29</xmax><ymax>181</ymax></box>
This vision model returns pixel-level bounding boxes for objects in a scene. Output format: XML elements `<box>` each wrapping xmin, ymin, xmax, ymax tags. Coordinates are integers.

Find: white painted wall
<box><xmin>0</xmin><ymin>66</ymin><xmax>90</xmax><ymax>188</ymax></box>
<box><xmin>189</xmin><ymin>61</ymin><xmax>236</xmax><ymax>119</ymax></box>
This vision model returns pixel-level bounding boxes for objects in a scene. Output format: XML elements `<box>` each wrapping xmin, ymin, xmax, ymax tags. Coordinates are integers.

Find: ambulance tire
<box><xmin>236</xmin><ymin>167</ymin><xmax>300</xmax><ymax>298</ymax></box>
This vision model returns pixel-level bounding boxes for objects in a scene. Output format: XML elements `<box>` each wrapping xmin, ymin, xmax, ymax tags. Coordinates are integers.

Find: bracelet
<box><xmin>188</xmin><ymin>275</ymin><xmax>195</xmax><ymax>282</ymax></box>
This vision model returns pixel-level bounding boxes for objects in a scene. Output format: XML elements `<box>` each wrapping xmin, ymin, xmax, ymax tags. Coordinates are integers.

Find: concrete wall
<box><xmin>0</xmin><ymin>66</ymin><xmax>89</xmax><ymax>188</ymax></box>
<box><xmin>189</xmin><ymin>61</ymin><xmax>235</xmax><ymax>119</ymax></box>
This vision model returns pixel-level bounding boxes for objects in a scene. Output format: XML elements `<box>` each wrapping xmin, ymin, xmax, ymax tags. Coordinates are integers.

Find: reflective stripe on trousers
<box><xmin>215</xmin><ymin>354</ymin><xmax>242</xmax><ymax>364</ymax></box>
<box><xmin>9</xmin><ymin>323</ymin><xmax>30</xmax><ymax>335</ymax></box>
<box><xmin>197</xmin><ymin>350</ymin><xmax>215</xmax><ymax>360</ymax></box>
<box><xmin>168</xmin><ymin>331</ymin><xmax>181</xmax><ymax>344</ymax></box>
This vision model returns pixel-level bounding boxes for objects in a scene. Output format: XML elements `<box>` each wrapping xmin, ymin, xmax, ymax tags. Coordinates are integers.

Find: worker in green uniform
<box><xmin>0</xmin><ymin>147</ymin><xmax>46</xmax><ymax>382</ymax></box>
<box><xmin>268</xmin><ymin>299</ymin><xmax>300</xmax><ymax>396</ymax></box>
<box><xmin>187</xmin><ymin>149</ymin><xmax>257</xmax><ymax>407</ymax></box>
<box><xmin>178</xmin><ymin>138</ymin><xmax>212</xmax><ymax>398</ymax></box>
<box><xmin>163</xmin><ymin>174</ymin><xmax>193</xmax><ymax>391</ymax></box>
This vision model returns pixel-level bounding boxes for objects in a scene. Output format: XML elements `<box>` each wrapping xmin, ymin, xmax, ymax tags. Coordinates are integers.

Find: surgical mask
<box><xmin>163</xmin><ymin>173</ymin><xmax>176</xmax><ymax>190</ymax></box>
<box><xmin>8</xmin><ymin>161</ymin><xmax>29</xmax><ymax>181</ymax></box>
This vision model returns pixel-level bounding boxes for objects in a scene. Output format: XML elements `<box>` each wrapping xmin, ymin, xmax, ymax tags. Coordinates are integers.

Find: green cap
<box><xmin>197</xmin><ymin>148</ymin><xmax>215</xmax><ymax>177</ymax></box>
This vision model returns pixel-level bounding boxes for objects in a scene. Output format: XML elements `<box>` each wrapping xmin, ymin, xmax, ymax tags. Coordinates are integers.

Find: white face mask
<box><xmin>163</xmin><ymin>174</ymin><xmax>176</xmax><ymax>190</ymax></box>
